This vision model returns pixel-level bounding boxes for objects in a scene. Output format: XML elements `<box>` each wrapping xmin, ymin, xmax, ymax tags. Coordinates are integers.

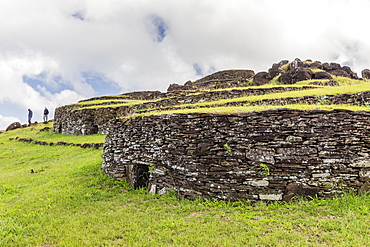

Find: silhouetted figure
<box><xmin>43</xmin><ymin>107</ymin><xmax>49</xmax><ymax>122</ymax></box>
<box><xmin>28</xmin><ymin>109</ymin><xmax>33</xmax><ymax>125</ymax></box>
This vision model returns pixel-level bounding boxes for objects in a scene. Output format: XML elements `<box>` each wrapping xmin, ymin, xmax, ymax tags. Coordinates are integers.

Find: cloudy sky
<box><xmin>1</xmin><ymin>0</ymin><xmax>370</xmax><ymax>130</ymax></box>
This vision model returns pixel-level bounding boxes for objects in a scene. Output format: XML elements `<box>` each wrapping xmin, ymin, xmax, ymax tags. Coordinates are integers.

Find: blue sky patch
<box><xmin>82</xmin><ymin>72</ymin><xmax>121</xmax><ymax>96</ymax></box>
<box><xmin>71</xmin><ymin>12</ymin><xmax>85</xmax><ymax>21</ymax></box>
<box><xmin>193</xmin><ymin>63</ymin><xmax>203</xmax><ymax>76</ymax></box>
<box><xmin>149</xmin><ymin>15</ymin><xmax>168</xmax><ymax>42</ymax></box>
<box><xmin>0</xmin><ymin>102</ymin><xmax>24</xmax><ymax>119</ymax></box>
<box><xmin>23</xmin><ymin>73</ymin><xmax>73</xmax><ymax>96</ymax></box>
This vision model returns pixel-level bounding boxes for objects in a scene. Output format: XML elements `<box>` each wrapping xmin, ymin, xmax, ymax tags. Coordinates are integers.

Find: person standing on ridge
<box><xmin>28</xmin><ymin>109</ymin><xmax>33</xmax><ymax>125</ymax></box>
<box><xmin>43</xmin><ymin>107</ymin><xmax>49</xmax><ymax>122</ymax></box>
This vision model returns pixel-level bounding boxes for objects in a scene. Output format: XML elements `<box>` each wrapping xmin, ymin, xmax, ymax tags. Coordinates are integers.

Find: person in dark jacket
<box><xmin>43</xmin><ymin>107</ymin><xmax>49</xmax><ymax>122</ymax></box>
<box><xmin>28</xmin><ymin>109</ymin><xmax>33</xmax><ymax>125</ymax></box>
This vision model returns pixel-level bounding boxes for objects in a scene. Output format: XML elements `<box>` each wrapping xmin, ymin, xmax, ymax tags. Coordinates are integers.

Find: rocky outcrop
<box><xmin>274</xmin><ymin>58</ymin><xmax>360</xmax><ymax>84</ymax></box>
<box><xmin>102</xmin><ymin>109</ymin><xmax>370</xmax><ymax>202</ymax></box>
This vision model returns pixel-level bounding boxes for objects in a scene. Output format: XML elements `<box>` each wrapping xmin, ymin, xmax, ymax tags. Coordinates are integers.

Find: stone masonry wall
<box><xmin>53</xmin><ymin>86</ymin><xmax>316</xmax><ymax>135</ymax></box>
<box><xmin>53</xmin><ymin>104</ymin><xmax>131</xmax><ymax>135</ymax></box>
<box><xmin>102</xmin><ymin>109</ymin><xmax>370</xmax><ymax>202</ymax></box>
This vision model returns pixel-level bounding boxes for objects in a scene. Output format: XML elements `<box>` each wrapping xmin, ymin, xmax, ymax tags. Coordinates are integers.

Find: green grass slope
<box><xmin>1</xmin><ymin>123</ymin><xmax>370</xmax><ymax>246</ymax></box>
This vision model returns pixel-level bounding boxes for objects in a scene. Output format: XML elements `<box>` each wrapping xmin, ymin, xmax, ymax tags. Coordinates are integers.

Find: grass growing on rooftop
<box><xmin>172</xmin><ymin>80</ymin><xmax>370</xmax><ymax>109</ymax></box>
<box><xmin>78</xmin><ymin>99</ymin><xmax>131</xmax><ymax>106</ymax></box>
<box><xmin>75</xmin><ymin>99</ymin><xmax>150</xmax><ymax>110</ymax></box>
<box><xmin>133</xmin><ymin>104</ymin><xmax>370</xmax><ymax>118</ymax></box>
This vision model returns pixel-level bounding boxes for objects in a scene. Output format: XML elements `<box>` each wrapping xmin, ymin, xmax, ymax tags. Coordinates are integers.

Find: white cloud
<box><xmin>0</xmin><ymin>115</ymin><xmax>21</xmax><ymax>131</ymax></box>
<box><xmin>1</xmin><ymin>0</ymin><xmax>370</xmax><ymax>128</ymax></box>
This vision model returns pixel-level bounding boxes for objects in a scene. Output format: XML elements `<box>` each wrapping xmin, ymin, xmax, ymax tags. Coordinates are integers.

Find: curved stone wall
<box><xmin>102</xmin><ymin>109</ymin><xmax>370</xmax><ymax>201</ymax></box>
<box><xmin>53</xmin><ymin>104</ymin><xmax>131</xmax><ymax>135</ymax></box>
<box><xmin>53</xmin><ymin>86</ymin><xmax>318</xmax><ymax>135</ymax></box>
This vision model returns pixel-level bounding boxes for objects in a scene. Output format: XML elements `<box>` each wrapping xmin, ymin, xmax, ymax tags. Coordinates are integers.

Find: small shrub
<box><xmin>148</xmin><ymin>164</ymin><xmax>155</xmax><ymax>173</ymax></box>
<box><xmin>223</xmin><ymin>144</ymin><xmax>232</xmax><ymax>152</ymax></box>
<box><xmin>260</xmin><ymin>164</ymin><xmax>270</xmax><ymax>176</ymax></box>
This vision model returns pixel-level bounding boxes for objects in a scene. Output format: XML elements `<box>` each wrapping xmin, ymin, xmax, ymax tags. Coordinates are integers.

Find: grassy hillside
<box><xmin>1</xmin><ymin>123</ymin><xmax>370</xmax><ymax>246</ymax></box>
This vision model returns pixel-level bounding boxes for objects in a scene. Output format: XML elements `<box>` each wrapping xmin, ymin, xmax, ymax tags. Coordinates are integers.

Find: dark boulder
<box><xmin>296</xmin><ymin>68</ymin><xmax>313</xmax><ymax>81</ymax></box>
<box><xmin>330</xmin><ymin>69</ymin><xmax>350</xmax><ymax>78</ymax></box>
<box><xmin>278</xmin><ymin>71</ymin><xmax>296</xmax><ymax>84</ymax></box>
<box><xmin>342</xmin><ymin>66</ymin><xmax>352</xmax><ymax>74</ymax></box>
<box><xmin>278</xmin><ymin>67</ymin><xmax>312</xmax><ymax>84</ymax></box>
<box><xmin>342</xmin><ymin>66</ymin><xmax>358</xmax><ymax>79</ymax></box>
<box><xmin>362</xmin><ymin>69</ymin><xmax>370</xmax><ymax>79</ymax></box>
<box><xmin>6</xmin><ymin>122</ymin><xmax>22</xmax><ymax>131</ymax></box>
<box><xmin>313</xmin><ymin>71</ymin><xmax>332</xmax><ymax>79</ymax></box>
<box><xmin>329</xmin><ymin>62</ymin><xmax>341</xmax><ymax>71</ymax></box>
<box><xmin>318</xmin><ymin>62</ymin><xmax>331</xmax><ymax>71</ymax></box>
<box><xmin>309</xmin><ymin>61</ymin><xmax>322</xmax><ymax>68</ymax></box>
<box><xmin>253</xmin><ymin>72</ymin><xmax>270</xmax><ymax>86</ymax></box>
<box><xmin>268</xmin><ymin>67</ymin><xmax>282</xmax><ymax>79</ymax></box>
